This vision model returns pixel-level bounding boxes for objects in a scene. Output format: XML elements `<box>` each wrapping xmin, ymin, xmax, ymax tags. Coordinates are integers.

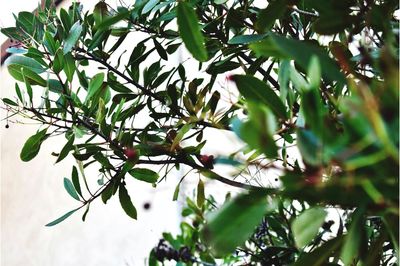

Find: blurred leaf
<box><xmin>228</xmin><ymin>34</ymin><xmax>267</xmax><ymax>45</ymax></box>
<box><xmin>96</xmin><ymin>10</ymin><xmax>129</xmax><ymax>31</ymax></box>
<box><xmin>341</xmin><ymin>207</ymin><xmax>365</xmax><ymax>265</ymax></box>
<box><xmin>201</xmin><ymin>191</ymin><xmax>268</xmax><ymax>257</ymax></box>
<box><xmin>197</xmin><ymin>178</ymin><xmax>205</xmax><ymax>207</ymax></box>
<box><xmin>256</xmin><ymin>0</ymin><xmax>288</xmax><ymax>32</ymax></box>
<box><xmin>292</xmin><ymin>207</ymin><xmax>327</xmax><ymax>248</ymax></box>
<box><xmin>294</xmin><ymin>236</ymin><xmax>344</xmax><ymax>266</ymax></box>
<box><xmin>177</xmin><ymin>2</ymin><xmax>208</xmax><ymax>62</ymax></box>
<box><xmin>250</xmin><ymin>34</ymin><xmax>345</xmax><ymax>84</ymax></box>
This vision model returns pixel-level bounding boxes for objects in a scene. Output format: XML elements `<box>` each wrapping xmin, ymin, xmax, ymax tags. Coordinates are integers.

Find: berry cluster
<box><xmin>153</xmin><ymin>239</ymin><xmax>192</xmax><ymax>263</ymax></box>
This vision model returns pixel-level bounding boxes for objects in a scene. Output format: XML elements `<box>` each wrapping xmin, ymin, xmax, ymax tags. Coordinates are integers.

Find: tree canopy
<box><xmin>1</xmin><ymin>0</ymin><xmax>399</xmax><ymax>264</ymax></box>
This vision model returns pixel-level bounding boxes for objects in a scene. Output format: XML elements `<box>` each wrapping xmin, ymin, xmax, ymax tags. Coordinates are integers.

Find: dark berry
<box><xmin>5</xmin><ymin>124</ymin><xmax>9</xmax><ymax>129</ymax></box>
<box><xmin>143</xmin><ymin>202</ymin><xmax>151</xmax><ymax>210</ymax></box>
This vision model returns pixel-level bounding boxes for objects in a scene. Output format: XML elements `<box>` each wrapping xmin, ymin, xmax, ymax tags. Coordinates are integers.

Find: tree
<box><xmin>1</xmin><ymin>0</ymin><xmax>398</xmax><ymax>264</ymax></box>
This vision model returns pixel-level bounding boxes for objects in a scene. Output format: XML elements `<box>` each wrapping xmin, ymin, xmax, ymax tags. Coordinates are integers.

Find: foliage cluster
<box><xmin>1</xmin><ymin>0</ymin><xmax>399</xmax><ymax>264</ymax></box>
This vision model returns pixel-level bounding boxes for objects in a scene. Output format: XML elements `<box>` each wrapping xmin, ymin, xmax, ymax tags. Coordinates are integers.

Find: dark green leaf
<box><xmin>71</xmin><ymin>166</ymin><xmax>82</xmax><ymax>198</ymax></box>
<box><xmin>119</xmin><ymin>183</ymin><xmax>137</xmax><ymax>219</ymax></box>
<box><xmin>2</xmin><ymin>98</ymin><xmax>18</xmax><ymax>106</ymax></box>
<box><xmin>56</xmin><ymin>135</ymin><xmax>75</xmax><ymax>163</ymax></box>
<box><xmin>177</xmin><ymin>2</ymin><xmax>208</xmax><ymax>62</ymax></box>
<box><xmin>256</xmin><ymin>0</ymin><xmax>288</xmax><ymax>32</ymax></box>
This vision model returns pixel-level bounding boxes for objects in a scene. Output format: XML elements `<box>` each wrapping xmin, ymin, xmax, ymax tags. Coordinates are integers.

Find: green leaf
<box><xmin>197</xmin><ymin>178</ymin><xmax>205</xmax><ymax>207</ymax></box>
<box><xmin>249</xmin><ymin>34</ymin><xmax>345</xmax><ymax>85</ymax></box>
<box><xmin>297</xmin><ymin>129</ymin><xmax>331</xmax><ymax>166</ymax></box>
<box><xmin>129</xmin><ymin>168</ymin><xmax>159</xmax><ymax>183</ymax></box>
<box><xmin>88</xmin><ymin>30</ymin><xmax>110</xmax><ymax>51</ymax></box>
<box><xmin>177</xmin><ymin>2</ymin><xmax>208</xmax><ymax>62</ymax></box>
<box><xmin>308</xmin><ymin>56</ymin><xmax>321</xmax><ymax>90</ymax></box>
<box><xmin>4</xmin><ymin>55</ymin><xmax>45</xmax><ymax>73</ymax></box>
<box><xmin>143</xmin><ymin>0</ymin><xmax>159</xmax><ymax>14</ymax></box>
<box><xmin>85</xmin><ymin>73</ymin><xmax>105</xmax><ymax>103</ymax></box>
<box><xmin>237</xmin><ymin>103</ymin><xmax>278</xmax><ymax>158</ymax></box>
<box><xmin>22</xmin><ymin>69</ymin><xmax>33</xmax><ymax>102</ymax></box>
<box><xmin>170</xmin><ymin>123</ymin><xmax>194</xmax><ymax>151</ymax></box>
<box><xmin>292</xmin><ymin>207</ymin><xmax>327</xmax><ymax>248</ymax></box>
<box><xmin>201</xmin><ymin>191</ymin><xmax>268</xmax><ymax>257</ymax></box>
<box><xmin>96</xmin><ymin>11</ymin><xmax>129</xmax><ymax>31</ymax></box>
<box><xmin>256</xmin><ymin>0</ymin><xmax>288</xmax><ymax>32</ymax></box>
<box><xmin>232</xmin><ymin>75</ymin><xmax>287</xmax><ymax>119</ymax></box>
<box><xmin>8</xmin><ymin>66</ymin><xmax>46</xmax><ymax>87</ymax></box>
<box><xmin>228</xmin><ymin>34</ymin><xmax>267</xmax><ymax>45</ymax></box>
<box><xmin>294</xmin><ymin>236</ymin><xmax>344</xmax><ymax>266</ymax></box>
<box><xmin>63</xmin><ymin>177</ymin><xmax>80</xmax><ymax>201</ymax></box>
<box><xmin>101</xmin><ymin>181</ymin><xmax>115</xmax><ymax>204</ymax></box>
<box><xmin>45</xmin><ymin>208</ymin><xmax>78</xmax><ymax>227</ymax></box>
<box><xmin>93</xmin><ymin>2</ymin><xmax>108</xmax><ymax>26</ymax></box>
<box><xmin>313</xmin><ymin>13</ymin><xmax>353</xmax><ymax>35</ymax></box>
<box><xmin>71</xmin><ymin>166</ymin><xmax>82</xmax><ymax>198</ymax></box>
<box><xmin>119</xmin><ymin>184</ymin><xmax>137</xmax><ymax>219</ymax></box>
<box><xmin>2</xmin><ymin>98</ymin><xmax>18</xmax><ymax>106</ymax></box>
<box><xmin>20</xmin><ymin>128</ymin><xmax>48</xmax><ymax>162</ymax></box>
<box><xmin>56</xmin><ymin>135</ymin><xmax>75</xmax><ymax>163</ymax></box>
<box><xmin>63</xmin><ymin>21</ymin><xmax>82</xmax><ymax>54</ymax></box>
<box><xmin>64</xmin><ymin>53</ymin><xmax>76</xmax><ymax>82</ymax></box>
<box><xmin>341</xmin><ymin>207</ymin><xmax>365</xmax><ymax>265</ymax></box>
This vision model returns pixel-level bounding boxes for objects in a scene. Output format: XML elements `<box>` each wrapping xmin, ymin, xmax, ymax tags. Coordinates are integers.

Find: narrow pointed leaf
<box><xmin>63</xmin><ymin>177</ymin><xmax>80</xmax><ymax>201</ymax></box>
<box><xmin>177</xmin><ymin>2</ymin><xmax>208</xmax><ymax>62</ymax></box>
<box><xmin>45</xmin><ymin>208</ymin><xmax>78</xmax><ymax>227</ymax></box>
<box><xmin>119</xmin><ymin>184</ymin><xmax>137</xmax><ymax>219</ymax></box>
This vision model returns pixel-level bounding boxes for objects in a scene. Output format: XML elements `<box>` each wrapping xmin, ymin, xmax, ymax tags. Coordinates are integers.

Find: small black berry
<box><xmin>5</xmin><ymin>124</ymin><xmax>9</xmax><ymax>129</ymax></box>
<box><xmin>143</xmin><ymin>202</ymin><xmax>151</xmax><ymax>210</ymax></box>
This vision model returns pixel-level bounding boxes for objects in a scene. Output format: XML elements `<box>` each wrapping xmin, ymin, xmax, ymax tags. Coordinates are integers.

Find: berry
<box><xmin>199</xmin><ymin>155</ymin><xmax>214</xmax><ymax>169</ymax></box>
<box><xmin>5</xmin><ymin>124</ymin><xmax>9</xmax><ymax>129</ymax></box>
<box><xmin>124</xmin><ymin>147</ymin><xmax>138</xmax><ymax>161</ymax></box>
<box><xmin>143</xmin><ymin>202</ymin><xmax>151</xmax><ymax>210</ymax></box>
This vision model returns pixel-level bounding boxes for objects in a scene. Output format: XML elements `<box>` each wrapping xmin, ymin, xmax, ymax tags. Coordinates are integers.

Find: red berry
<box><xmin>199</xmin><ymin>155</ymin><xmax>214</xmax><ymax>169</ymax></box>
<box><xmin>124</xmin><ymin>148</ymin><xmax>138</xmax><ymax>161</ymax></box>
